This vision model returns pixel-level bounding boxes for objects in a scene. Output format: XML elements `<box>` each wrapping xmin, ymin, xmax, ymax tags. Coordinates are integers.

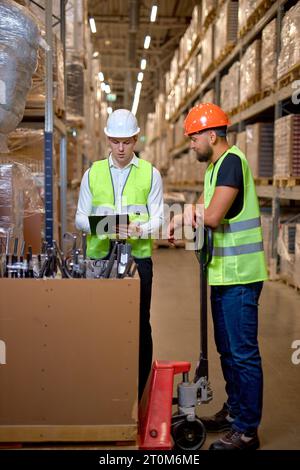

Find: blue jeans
<box><xmin>211</xmin><ymin>282</ymin><xmax>263</xmax><ymax>434</ymax></box>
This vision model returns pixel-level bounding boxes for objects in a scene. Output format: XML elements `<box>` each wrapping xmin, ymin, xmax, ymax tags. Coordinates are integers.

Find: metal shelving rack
<box><xmin>21</xmin><ymin>0</ymin><xmax>68</xmax><ymax>248</ymax></box>
<box><xmin>165</xmin><ymin>0</ymin><xmax>300</xmax><ymax>279</ymax></box>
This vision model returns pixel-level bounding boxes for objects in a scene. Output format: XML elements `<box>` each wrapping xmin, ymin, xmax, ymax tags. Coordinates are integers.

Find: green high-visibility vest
<box><xmin>87</xmin><ymin>158</ymin><xmax>153</xmax><ymax>259</ymax></box>
<box><xmin>204</xmin><ymin>145</ymin><xmax>268</xmax><ymax>285</ymax></box>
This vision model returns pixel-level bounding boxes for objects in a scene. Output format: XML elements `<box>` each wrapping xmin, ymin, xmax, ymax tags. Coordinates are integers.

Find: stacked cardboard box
<box><xmin>261</xmin><ymin>19</ymin><xmax>277</xmax><ymax>90</ymax></box>
<box><xmin>220</xmin><ymin>61</ymin><xmax>240</xmax><ymax>112</ymax></box>
<box><xmin>238</xmin><ymin>0</ymin><xmax>257</xmax><ymax>33</ymax></box>
<box><xmin>277</xmin><ymin>2</ymin><xmax>300</xmax><ymax>79</ymax></box>
<box><xmin>261</xmin><ymin>212</ymin><xmax>273</xmax><ymax>267</ymax></box>
<box><xmin>246</xmin><ymin>123</ymin><xmax>274</xmax><ymax>178</ymax></box>
<box><xmin>201</xmin><ymin>24</ymin><xmax>214</xmax><ymax>76</ymax></box>
<box><xmin>236</xmin><ymin>131</ymin><xmax>247</xmax><ymax>154</ymax></box>
<box><xmin>274</xmin><ymin>115</ymin><xmax>300</xmax><ymax>178</ymax></box>
<box><xmin>240</xmin><ymin>40</ymin><xmax>261</xmax><ymax>103</ymax></box>
<box><xmin>214</xmin><ymin>0</ymin><xmax>238</xmax><ymax>61</ymax></box>
<box><xmin>278</xmin><ymin>223</ymin><xmax>296</xmax><ymax>283</ymax></box>
<box><xmin>294</xmin><ymin>224</ymin><xmax>300</xmax><ymax>287</ymax></box>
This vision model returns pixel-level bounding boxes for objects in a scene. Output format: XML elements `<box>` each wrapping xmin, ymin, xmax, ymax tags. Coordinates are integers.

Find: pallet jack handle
<box><xmin>194</xmin><ymin>226</ymin><xmax>213</xmax><ymax>383</ymax></box>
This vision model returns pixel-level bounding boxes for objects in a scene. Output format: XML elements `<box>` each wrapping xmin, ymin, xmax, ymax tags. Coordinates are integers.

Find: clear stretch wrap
<box><xmin>277</xmin><ymin>2</ymin><xmax>300</xmax><ymax>79</ymax></box>
<box><xmin>0</xmin><ymin>0</ymin><xmax>40</xmax><ymax>151</ymax></box>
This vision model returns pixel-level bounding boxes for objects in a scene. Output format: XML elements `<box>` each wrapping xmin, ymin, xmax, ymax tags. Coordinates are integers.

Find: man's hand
<box><xmin>167</xmin><ymin>214</ymin><xmax>183</xmax><ymax>245</ymax></box>
<box><xmin>115</xmin><ymin>222</ymin><xmax>142</xmax><ymax>239</ymax></box>
<box><xmin>184</xmin><ymin>204</ymin><xmax>197</xmax><ymax>228</ymax></box>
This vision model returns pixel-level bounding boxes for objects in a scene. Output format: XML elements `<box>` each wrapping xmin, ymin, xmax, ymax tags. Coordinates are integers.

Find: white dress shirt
<box><xmin>75</xmin><ymin>153</ymin><xmax>164</xmax><ymax>237</ymax></box>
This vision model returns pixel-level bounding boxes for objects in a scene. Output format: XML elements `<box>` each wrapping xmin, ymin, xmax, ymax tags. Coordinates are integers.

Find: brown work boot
<box><xmin>200</xmin><ymin>403</ymin><xmax>234</xmax><ymax>432</ymax></box>
<box><xmin>209</xmin><ymin>429</ymin><xmax>260</xmax><ymax>450</ymax></box>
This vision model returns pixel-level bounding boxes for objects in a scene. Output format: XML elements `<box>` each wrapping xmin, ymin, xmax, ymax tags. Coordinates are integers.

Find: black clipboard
<box><xmin>88</xmin><ymin>214</ymin><xmax>130</xmax><ymax>236</ymax></box>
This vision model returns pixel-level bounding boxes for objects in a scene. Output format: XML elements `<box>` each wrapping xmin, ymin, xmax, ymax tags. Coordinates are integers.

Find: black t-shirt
<box><xmin>210</xmin><ymin>153</ymin><xmax>244</xmax><ymax>219</ymax></box>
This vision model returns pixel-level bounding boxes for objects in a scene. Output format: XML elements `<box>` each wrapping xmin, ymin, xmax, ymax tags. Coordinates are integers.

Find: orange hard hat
<box><xmin>184</xmin><ymin>103</ymin><xmax>230</xmax><ymax>136</ymax></box>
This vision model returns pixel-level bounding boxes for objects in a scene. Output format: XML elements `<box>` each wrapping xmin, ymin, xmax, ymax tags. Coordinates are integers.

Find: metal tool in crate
<box><xmin>0</xmin><ymin>231</ymin><xmax>137</xmax><ymax>279</ymax></box>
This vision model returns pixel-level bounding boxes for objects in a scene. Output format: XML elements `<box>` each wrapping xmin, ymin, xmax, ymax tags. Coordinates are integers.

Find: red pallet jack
<box><xmin>138</xmin><ymin>227</ymin><xmax>213</xmax><ymax>451</ymax></box>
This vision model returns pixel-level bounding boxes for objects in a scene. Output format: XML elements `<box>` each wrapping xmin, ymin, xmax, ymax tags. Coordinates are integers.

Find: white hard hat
<box><xmin>104</xmin><ymin>109</ymin><xmax>140</xmax><ymax>138</ymax></box>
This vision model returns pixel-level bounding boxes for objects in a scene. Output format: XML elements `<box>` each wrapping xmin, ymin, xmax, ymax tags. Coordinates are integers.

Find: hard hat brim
<box><xmin>104</xmin><ymin>127</ymin><xmax>140</xmax><ymax>138</ymax></box>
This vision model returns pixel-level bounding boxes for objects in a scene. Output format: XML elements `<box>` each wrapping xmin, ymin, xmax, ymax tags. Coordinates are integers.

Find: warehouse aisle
<box><xmin>151</xmin><ymin>248</ymin><xmax>300</xmax><ymax>450</ymax></box>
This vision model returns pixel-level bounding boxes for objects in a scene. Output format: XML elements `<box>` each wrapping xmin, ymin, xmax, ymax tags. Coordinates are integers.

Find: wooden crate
<box><xmin>0</xmin><ymin>278</ymin><xmax>140</xmax><ymax>443</ymax></box>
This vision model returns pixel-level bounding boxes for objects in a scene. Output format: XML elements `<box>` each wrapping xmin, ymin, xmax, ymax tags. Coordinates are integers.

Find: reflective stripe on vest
<box><xmin>204</xmin><ymin>145</ymin><xmax>268</xmax><ymax>285</ymax></box>
<box><xmin>213</xmin><ymin>241</ymin><xmax>264</xmax><ymax>257</ymax></box>
<box><xmin>215</xmin><ymin>217</ymin><xmax>261</xmax><ymax>234</ymax></box>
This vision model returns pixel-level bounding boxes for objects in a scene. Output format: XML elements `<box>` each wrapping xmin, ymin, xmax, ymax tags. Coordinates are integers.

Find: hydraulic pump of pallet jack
<box><xmin>1</xmin><ymin>232</ymin><xmax>136</xmax><ymax>280</ymax></box>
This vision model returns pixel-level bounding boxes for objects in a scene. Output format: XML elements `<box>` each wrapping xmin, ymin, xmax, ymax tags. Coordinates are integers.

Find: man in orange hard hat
<box><xmin>168</xmin><ymin>103</ymin><xmax>268</xmax><ymax>451</ymax></box>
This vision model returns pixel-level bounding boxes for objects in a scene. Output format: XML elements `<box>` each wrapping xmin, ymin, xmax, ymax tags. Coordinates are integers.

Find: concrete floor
<box><xmin>151</xmin><ymin>248</ymin><xmax>300</xmax><ymax>450</ymax></box>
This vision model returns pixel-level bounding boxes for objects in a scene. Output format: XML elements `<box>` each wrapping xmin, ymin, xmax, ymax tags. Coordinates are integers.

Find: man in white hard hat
<box><xmin>76</xmin><ymin>109</ymin><xmax>164</xmax><ymax>399</ymax></box>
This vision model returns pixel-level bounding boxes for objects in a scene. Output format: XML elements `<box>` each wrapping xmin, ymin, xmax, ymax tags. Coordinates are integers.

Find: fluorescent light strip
<box><xmin>131</xmin><ymin>82</ymin><xmax>142</xmax><ymax>116</ymax></box>
<box><xmin>89</xmin><ymin>17</ymin><xmax>97</xmax><ymax>34</ymax></box>
<box><xmin>140</xmin><ymin>59</ymin><xmax>147</xmax><ymax>70</ymax></box>
<box><xmin>98</xmin><ymin>72</ymin><xmax>104</xmax><ymax>82</ymax></box>
<box><xmin>150</xmin><ymin>5</ymin><xmax>158</xmax><ymax>22</ymax></box>
<box><xmin>144</xmin><ymin>35</ymin><xmax>151</xmax><ymax>49</ymax></box>
<box><xmin>138</xmin><ymin>72</ymin><xmax>144</xmax><ymax>82</ymax></box>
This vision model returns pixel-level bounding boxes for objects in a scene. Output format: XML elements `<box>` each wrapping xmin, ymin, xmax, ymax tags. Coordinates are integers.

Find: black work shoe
<box><xmin>209</xmin><ymin>429</ymin><xmax>260</xmax><ymax>450</ymax></box>
<box><xmin>200</xmin><ymin>403</ymin><xmax>234</xmax><ymax>432</ymax></box>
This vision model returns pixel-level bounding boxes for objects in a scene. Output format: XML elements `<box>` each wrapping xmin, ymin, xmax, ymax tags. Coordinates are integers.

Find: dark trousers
<box><xmin>211</xmin><ymin>281</ymin><xmax>264</xmax><ymax>434</ymax></box>
<box><xmin>134</xmin><ymin>257</ymin><xmax>153</xmax><ymax>400</ymax></box>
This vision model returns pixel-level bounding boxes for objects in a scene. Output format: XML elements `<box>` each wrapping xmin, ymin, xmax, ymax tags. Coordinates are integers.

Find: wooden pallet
<box><xmin>278</xmin><ymin>62</ymin><xmax>300</xmax><ymax>89</ymax></box>
<box><xmin>273</xmin><ymin>177</ymin><xmax>300</xmax><ymax>188</ymax></box>
<box><xmin>203</xmin><ymin>8</ymin><xmax>217</xmax><ymax>32</ymax></box>
<box><xmin>255</xmin><ymin>177</ymin><xmax>273</xmax><ymax>186</ymax></box>
<box><xmin>213</xmin><ymin>42</ymin><xmax>235</xmax><ymax>68</ymax></box>
<box><xmin>280</xmin><ymin>276</ymin><xmax>300</xmax><ymax>293</ymax></box>
<box><xmin>238</xmin><ymin>91</ymin><xmax>263</xmax><ymax>112</ymax></box>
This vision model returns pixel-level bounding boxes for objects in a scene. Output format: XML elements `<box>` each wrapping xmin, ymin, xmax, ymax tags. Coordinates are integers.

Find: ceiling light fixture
<box><xmin>140</xmin><ymin>59</ymin><xmax>147</xmax><ymax>70</ymax></box>
<box><xmin>105</xmin><ymin>84</ymin><xmax>111</xmax><ymax>94</ymax></box>
<box><xmin>138</xmin><ymin>72</ymin><xmax>144</xmax><ymax>82</ymax></box>
<box><xmin>107</xmin><ymin>107</ymin><xmax>113</xmax><ymax>114</ymax></box>
<box><xmin>89</xmin><ymin>17</ymin><xmax>97</xmax><ymax>34</ymax></box>
<box><xmin>150</xmin><ymin>5</ymin><xmax>158</xmax><ymax>22</ymax></box>
<box><xmin>131</xmin><ymin>82</ymin><xmax>142</xmax><ymax>116</ymax></box>
<box><xmin>98</xmin><ymin>72</ymin><xmax>104</xmax><ymax>82</ymax></box>
<box><xmin>144</xmin><ymin>35</ymin><xmax>151</xmax><ymax>49</ymax></box>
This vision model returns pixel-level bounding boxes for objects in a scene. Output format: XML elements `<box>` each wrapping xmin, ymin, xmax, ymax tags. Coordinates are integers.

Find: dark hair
<box><xmin>213</xmin><ymin>126</ymin><xmax>227</xmax><ymax>138</ymax></box>
<box><xmin>190</xmin><ymin>126</ymin><xmax>227</xmax><ymax>138</ymax></box>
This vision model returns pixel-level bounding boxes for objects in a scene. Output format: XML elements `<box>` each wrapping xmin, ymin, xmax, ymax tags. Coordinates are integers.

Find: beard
<box><xmin>195</xmin><ymin>145</ymin><xmax>213</xmax><ymax>162</ymax></box>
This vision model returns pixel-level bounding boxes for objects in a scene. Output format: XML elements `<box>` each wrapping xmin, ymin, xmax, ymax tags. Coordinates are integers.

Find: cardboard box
<box><xmin>0</xmin><ymin>278</ymin><xmax>140</xmax><ymax>442</ymax></box>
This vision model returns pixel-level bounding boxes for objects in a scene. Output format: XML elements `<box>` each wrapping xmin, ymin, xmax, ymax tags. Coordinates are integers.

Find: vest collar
<box><xmin>108</xmin><ymin>153</ymin><xmax>139</xmax><ymax>169</ymax></box>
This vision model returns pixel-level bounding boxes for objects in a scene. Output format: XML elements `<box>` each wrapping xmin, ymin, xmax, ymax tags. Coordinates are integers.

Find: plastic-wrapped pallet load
<box><xmin>202</xmin><ymin>88</ymin><xmax>215</xmax><ymax>104</ymax></box>
<box><xmin>190</xmin><ymin>5</ymin><xmax>202</xmax><ymax>44</ymax></box>
<box><xmin>246</xmin><ymin>123</ymin><xmax>274</xmax><ymax>179</ymax></box>
<box><xmin>0</xmin><ymin>162</ymin><xmax>43</xmax><ymax>247</ymax></box>
<box><xmin>260</xmin><ymin>212</ymin><xmax>272</xmax><ymax>267</ymax></box>
<box><xmin>214</xmin><ymin>0</ymin><xmax>238</xmax><ymax>62</ymax></box>
<box><xmin>261</xmin><ymin>19</ymin><xmax>277</xmax><ymax>91</ymax></box>
<box><xmin>0</xmin><ymin>0</ymin><xmax>40</xmax><ymax>152</ymax></box>
<box><xmin>238</xmin><ymin>0</ymin><xmax>257</xmax><ymax>33</ymax></box>
<box><xmin>66</xmin><ymin>53</ymin><xmax>84</xmax><ymax>124</ymax></box>
<box><xmin>277</xmin><ymin>2</ymin><xmax>300</xmax><ymax>79</ymax></box>
<box><xmin>278</xmin><ymin>223</ymin><xmax>296</xmax><ymax>284</ymax></box>
<box><xmin>274</xmin><ymin>115</ymin><xmax>300</xmax><ymax>178</ymax></box>
<box><xmin>236</xmin><ymin>131</ymin><xmax>247</xmax><ymax>154</ymax></box>
<box><xmin>220</xmin><ymin>61</ymin><xmax>240</xmax><ymax>112</ymax></box>
<box><xmin>294</xmin><ymin>224</ymin><xmax>300</xmax><ymax>288</ymax></box>
<box><xmin>201</xmin><ymin>24</ymin><xmax>214</xmax><ymax>77</ymax></box>
<box><xmin>240</xmin><ymin>40</ymin><xmax>261</xmax><ymax>104</ymax></box>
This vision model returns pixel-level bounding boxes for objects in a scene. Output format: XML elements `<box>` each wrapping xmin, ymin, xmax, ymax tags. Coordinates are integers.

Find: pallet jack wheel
<box><xmin>171</xmin><ymin>417</ymin><xmax>206</xmax><ymax>451</ymax></box>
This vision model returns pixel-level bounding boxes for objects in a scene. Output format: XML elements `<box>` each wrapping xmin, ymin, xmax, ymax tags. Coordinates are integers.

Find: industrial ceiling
<box><xmin>88</xmin><ymin>0</ymin><xmax>198</xmax><ymax>117</ymax></box>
